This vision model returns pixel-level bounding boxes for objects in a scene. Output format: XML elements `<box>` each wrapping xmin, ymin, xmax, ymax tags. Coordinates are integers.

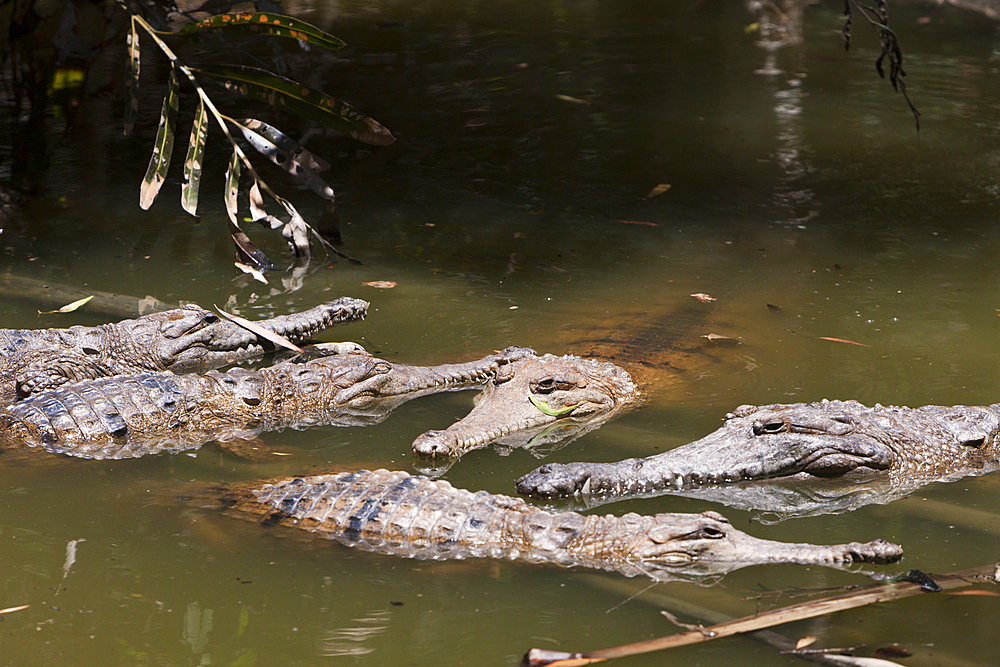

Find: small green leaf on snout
<box><xmin>529</xmin><ymin>395</ymin><xmax>577</xmax><ymax>417</ymax></box>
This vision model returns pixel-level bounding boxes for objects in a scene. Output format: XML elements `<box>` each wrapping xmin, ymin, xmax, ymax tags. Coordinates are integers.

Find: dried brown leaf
<box><xmin>0</xmin><ymin>605</ymin><xmax>29</xmax><ymax>615</ymax></box>
<box><xmin>646</xmin><ymin>183</ymin><xmax>672</xmax><ymax>198</ymax></box>
<box><xmin>794</xmin><ymin>636</ymin><xmax>817</xmax><ymax>650</ymax></box>
<box><xmin>362</xmin><ymin>281</ymin><xmax>398</xmax><ymax>289</ymax></box>
<box><xmin>691</xmin><ymin>293</ymin><xmax>716</xmax><ymax>303</ymax></box>
<box><xmin>817</xmin><ymin>337</ymin><xmax>871</xmax><ymax>348</ymax></box>
<box><xmin>213</xmin><ymin>306</ymin><xmax>302</xmax><ymax>353</ymax></box>
<box><xmin>613</xmin><ymin>220</ymin><xmax>659</xmax><ymax>227</ymax></box>
<box><xmin>872</xmin><ymin>645</ymin><xmax>911</xmax><ymax>659</ymax></box>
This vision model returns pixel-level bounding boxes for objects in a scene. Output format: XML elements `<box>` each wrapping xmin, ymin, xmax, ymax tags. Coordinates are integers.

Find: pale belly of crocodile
<box><xmin>229</xmin><ymin>469</ymin><xmax>590</xmax><ymax>563</ymax></box>
<box><xmin>0</xmin><ymin>372</ymin><xmax>237</xmax><ymax>459</ymax></box>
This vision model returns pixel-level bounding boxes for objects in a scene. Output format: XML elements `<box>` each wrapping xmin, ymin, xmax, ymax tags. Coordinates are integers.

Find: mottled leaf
<box><xmin>362</xmin><ymin>281</ymin><xmax>398</xmax><ymax>289</ymax></box>
<box><xmin>139</xmin><ymin>66</ymin><xmax>179</xmax><ymax>210</ymax></box>
<box><xmin>125</xmin><ymin>19</ymin><xmax>140</xmax><ymax>135</ymax></box>
<box><xmin>175</xmin><ymin>12</ymin><xmax>346</xmax><ymax>52</ymax></box>
<box><xmin>192</xmin><ymin>65</ymin><xmax>395</xmax><ymax>145</ymax></box>
<box><xmin>229</xmin><ymin>219</ymin><xmax>273</xmax><ymax>272</ymax></box>
<box><xmin>181</xmin><ymin>97</ymin><xmax>208</xmax><ymax>215</ymax></box>
<box><xmin>224</xmin><ymin>151</ymin><xmax>274</xmax><ymax>269</ymax></box>
<box><xmin>277</xmin><ymin>198</ymin><xmax>312</xmax><ymax>258</ymax></box>
<box><xmin>248</xmin><ymin>180</ymin><xmax>282</xmax><ymax>229</ymax></box>
<box><xmin>224</xmin><ymin>148</ymin><xmax>240</xmax><ymax>224</ymax></box>
<box><xmin>233</xmin><ymin>118</ymin><xmax>335</xmax><ymax>199</ymax></box>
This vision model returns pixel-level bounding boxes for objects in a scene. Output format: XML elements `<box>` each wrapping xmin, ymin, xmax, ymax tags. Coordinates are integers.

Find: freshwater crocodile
<box><xmin>213</xmin><ymin>468</ymin><xmax>904</xmax><ymax>582</ymax></box>
<box><xmin>0</xmin><ymin>297</ymin><xmax>369</xmax><ymax>404</ymax></box>
<box><xmin>0</xmin><ymin>346</ymin><xmax>535</xmax><ymax>460</ymax></box>
<box><xmin>516</xmin><ymin>399</ymin><xmax>1000</xmax><ymax>513</ymax></box>
<box><xmin>410</xmin><ymin>298</ymin><xmax>733</xmax><ymax>462</ymax></box>
<box><xmin>412</xmin><ymin>353</ymin><xmax>638</xmax><ymax>462</ymax></box>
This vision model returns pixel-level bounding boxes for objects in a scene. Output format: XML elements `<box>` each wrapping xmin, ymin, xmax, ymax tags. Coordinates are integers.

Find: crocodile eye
<box><xmin>692</xmin><ymin>526</ymin><xmax>725</xmax><ymax>540</ymax></box>
<box><xmin>531</xmin><ymin>376</ymin><xmax>578</xmax><ymax>394</ymax></box>
<box><xmin>753</xmin><ymin>419</ymin><xmax>787</xmax><ymax>435</ymax></box>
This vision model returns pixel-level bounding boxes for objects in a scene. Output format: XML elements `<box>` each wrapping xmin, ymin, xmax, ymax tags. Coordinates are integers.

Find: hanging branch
<box><xmin>843</xmin><ymin>0</ymin><xmax>920</xmax><ymax>130</ymax></box>
<box><xmin>116</xmin><ymin>1</ymin><xmax>395</xmax><ymax>274</ymax></box>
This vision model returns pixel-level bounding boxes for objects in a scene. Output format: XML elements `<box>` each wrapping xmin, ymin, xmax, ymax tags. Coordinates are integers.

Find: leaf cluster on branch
<box><xmin>118</xmin><ymin>1</ymin><xmax>395</xmax><ymax>277</ymax></box>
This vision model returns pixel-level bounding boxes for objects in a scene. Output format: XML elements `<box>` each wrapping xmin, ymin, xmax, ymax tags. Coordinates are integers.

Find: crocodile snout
<box><xmin>412</xmin><ymin>430</ymin><xmax>458</xmax><ymax>457</ymax></box>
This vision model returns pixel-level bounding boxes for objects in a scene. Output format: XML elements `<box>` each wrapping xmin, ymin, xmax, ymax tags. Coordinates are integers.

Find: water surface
<box><xmin>2</xmin><ymin>1</ymin><xmax>1000</xmax><ymax>665</ymax></box>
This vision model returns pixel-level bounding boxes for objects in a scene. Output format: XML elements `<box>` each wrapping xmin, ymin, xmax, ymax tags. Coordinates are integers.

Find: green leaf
<box><xmin>175</xmin><ymin>12</ymin><xmax>346</xmax><ymax>52</ymax></box>
<box><xmin>181</xmin><ymin>97</ymin><xmax>208</xmax><ymax>216</ymax></box>
<box><xmin>231</xmin><ymin>118</ymin><xmax>334</xmax><ymax>199</ymax></box>
<box><xmin>139</xmin><ymin>65</ymin><xmax>179</xmax><ymax>210</ymax></box>
<box><xmin>529</xmin><ymin>395</ymin><xmax>578</xmax><ymax>417</ymax></box>
<box><xmin>192</xmin><ymin>65</ymin><xmax>395</xmax><ymax>146</ymax></box>
<box><xmin>125</xmin><ymin>19</ymin><xmax>140</xmax><ymax>135</ymax></box>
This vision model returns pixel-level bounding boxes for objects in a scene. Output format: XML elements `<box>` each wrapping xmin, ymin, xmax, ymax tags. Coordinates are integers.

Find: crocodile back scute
<box><xmin>1</xmin><ymin>372</ymin><xmax>190</xmax><ymax>457</ymax></box>
<box><xmin>242</xmin><ymin>469</ymin><xmax>550</xmax><ymax>561</ymax></box>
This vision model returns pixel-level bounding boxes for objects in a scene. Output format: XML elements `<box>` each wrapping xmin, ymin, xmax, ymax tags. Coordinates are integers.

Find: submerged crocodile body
<box><xmin>0</xmin><ymin>298</ymin><xmax>368</xmax><ymax>404</ymax></box>
<box><xmin>517</xmin><ymin>399</ymin><xmax>1000</xmax><ymax>515</ymax></box>
<box><xmin>0</xmin><ymin>347</ymin><xmax>535</xmax><ymax>459</ymax></box>
<box><xmin>214</xmin><ymin>468</ymin><xmax>903</xmax><ymax>582</ymax></box>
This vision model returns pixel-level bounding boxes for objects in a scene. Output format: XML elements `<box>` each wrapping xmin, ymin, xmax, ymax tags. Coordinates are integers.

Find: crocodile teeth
<box><xmin>581</xmin><ymin>477</ymin><xmax>591</xmax><ymax>496</ymax></box>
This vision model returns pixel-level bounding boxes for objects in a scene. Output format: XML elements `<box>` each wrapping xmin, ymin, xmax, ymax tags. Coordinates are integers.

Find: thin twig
<box><xmin>520</xmin><ymin>562</ymin><xmax>998</xmax><ymax>666</ymax></box>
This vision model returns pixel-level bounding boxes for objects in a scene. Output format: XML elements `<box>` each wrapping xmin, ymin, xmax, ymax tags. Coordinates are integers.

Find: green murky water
<box><xmin>2</xmin><ymin>1</ymin><xmax>1000</xmax><ymax>665</ymax></box>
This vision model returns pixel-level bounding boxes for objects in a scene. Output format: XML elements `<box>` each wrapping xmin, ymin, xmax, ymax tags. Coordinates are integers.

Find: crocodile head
<box><xmin>411</xmin><ymin>354</ymin><xmax>637</xmax><ymax>459</ymax></box>
<box><xmin>621</xmin><ymin>509</ymin><xmax>902</xmax><ymax>581</ymax></box>
<box><xmin>649</xmin><ymin>400</ymin><xmax>902</xmax><ymax>483</ymax></box>
<box><xmin>124</xmin><ymin>299</ymin><xmax>368</xmax><ymax>373</ymax></box>
<box><xmin>518</xmin><ymin>398</ymin><xmax>1000</xmax><ymax>501</ymax></box>
<box><xmin>119</xmin><ymin>306</ymin><xmax>241</xmax><ymax>371</ymax></box>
